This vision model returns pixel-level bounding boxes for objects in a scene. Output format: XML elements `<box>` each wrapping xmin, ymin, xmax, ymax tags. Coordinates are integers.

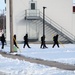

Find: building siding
<box><xmin>6</xmin><ymin>0</ymin><xmax>74</xmax><ymax>42</ymax></box>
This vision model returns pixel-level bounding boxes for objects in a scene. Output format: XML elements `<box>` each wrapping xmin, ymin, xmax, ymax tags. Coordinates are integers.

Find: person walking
<box><xmin>1</xmin><ymin>34</ymin><xmax>6</xmax><ymax>49</ymax></box>
<box><xmin>23</xmin><ymin>34</ymin><xmax>31</xmax><ymax>48</ymax></box>
<box><xmin>52</xmin><ymin>34</ymin><xmax>59</xmax><ymax>48</ymax></box>
<box><xmin>40</xmin><ymin>35</ymin><xmax>48</xmax><ymax>48</ymax></box>
<box><xmin>13</xmin><ymin>35</ymin><xmax>19</xmax><ymax>48</ymax></box>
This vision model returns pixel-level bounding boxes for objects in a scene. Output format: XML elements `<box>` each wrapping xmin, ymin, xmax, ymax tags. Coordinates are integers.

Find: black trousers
<box><xmin>40</xmin><ymin>41</ymin><xmax>47</xmax><ymax>48</ymax></box>
<box><xmin>23</xmin><ymin>41</ymin><xmax>30</xmax><ymax>48</ymax></box>
<box><xmin>52</xmin><ymin>42</ymin><xmax>59</xmax><ymax>48</ymax></box>
<box><xmin>1</xmin><ymin>42</ymin><xmax>4</xmax><ymax>49</ymax></box>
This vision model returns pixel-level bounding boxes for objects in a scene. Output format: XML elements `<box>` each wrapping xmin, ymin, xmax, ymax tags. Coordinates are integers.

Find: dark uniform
<box><xmin>52</xmin><ymin>34</ymin><xmax>59</xmax><ymax>48</ymax></box>
<box><xmin>1</xmin><ymin>34</ymin><xmax>6</xmax><ymax>49</ymax></box>
<box><xmin>13</xmin><ymin>35</ymin><xmax>18</xmax><ymax>48</ymax></box>
<box><xmin>23</xmin><ymin>34</ymin><xmax>31</xmax><ymax>48</ymax></box>
<box><xmin>40</xmin><ymin>35</ymin><xmax>48</xmax><ymax>48</ymax></box>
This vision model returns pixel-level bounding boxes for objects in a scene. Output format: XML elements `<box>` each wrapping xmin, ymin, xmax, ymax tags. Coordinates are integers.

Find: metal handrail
<box><xmin>25</xmin><ymin>9</ymin><xmax>40</xmax><ymax>17</ymax></box>
<box><xmin>40</xmin><ymin>11</ymin><xmax>75</xmax><ymax>41</ymax></box>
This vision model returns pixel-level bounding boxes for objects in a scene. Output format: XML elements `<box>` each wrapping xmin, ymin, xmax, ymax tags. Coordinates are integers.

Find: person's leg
<box><xmin>43</xmin><ymin>41</ymin><xmax>47</xmax><ymax>48</ymax></box>
<box><xmin>44</xmin><ymin>44</ymin><xmax>48</xmax><ymax>48</ymax></box>
<box><xmin>40</xmin><ymin>42</ymin><xmax>43</xmax><ymax>48</ymax></box>
<box><xmin>43</xmin><ymin>44</ymin><xmax>47</xmax><ymax>48</ymax></box>
<box><xmin>52</xmin><ymin>43</ymin><xmax>55</xmax><ymax>48</ymax></box>
<box><xmin>42</xmin><ymin>44</ymin><xmax>44</xmax><ymax>48</ymax></box>
<box><xmin>2</xmin><ymin>42</ymin><xmax>4</xmax><ymax>49</ymax></box>
<box><xmin>23</xmin><ymin>41</ymin><xmax>26</xmax><ymax>48</ymax></box>
<box><xmin>42</xmin><ymin>42</ymin><xmax>45</xmax><ymax>49</ymax></box>
<box><xmin>57</xmin><ymin>42</ymin><xmax>59</xmax><ymax>48</ymax></box>
<box><xmin>27</xmin><ymin>43</ymin><xmax>31</xmax><ymax>48</ymax></box>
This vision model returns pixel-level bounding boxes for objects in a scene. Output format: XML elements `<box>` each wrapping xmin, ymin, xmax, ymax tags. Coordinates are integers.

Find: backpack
<box><xmin>53</xmin><ymin>36</ymin><xmax>55</xmax><ymax>41</ymax></box>
<box><xmin>23</xmin><ymin>36</ymin><xmax>25</xmax><ymax>40</ymax></box>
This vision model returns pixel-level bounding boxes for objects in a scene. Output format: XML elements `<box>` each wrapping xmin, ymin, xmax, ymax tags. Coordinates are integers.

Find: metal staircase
<box><xmin>25</xmin><ymin>10</ymin><xmax>75</xmax><ymax>43</ymax></box>
<box><xmin>40</xmin><ymin>12</ymin><xmax>75</xmax><ymax>43</ymax></box>
<box><xmin>30</xmin><ymin>19</ymin><xmax>69</xmax><ymax>43</ymax></box>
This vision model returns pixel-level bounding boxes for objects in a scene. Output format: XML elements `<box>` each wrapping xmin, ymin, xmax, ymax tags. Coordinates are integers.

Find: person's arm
<box><xmin>13</xmin><ymin>37</ymin><xmax>19</xmax><ymax>48</ymax></box>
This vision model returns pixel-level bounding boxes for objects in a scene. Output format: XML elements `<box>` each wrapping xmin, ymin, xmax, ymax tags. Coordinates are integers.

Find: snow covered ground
<box><xmin>0</xmin><ymin>43</ymin><xmax>75</xmax><ymax>75</ymax></box>
<box><xmin>2</xmin><ymin>43</ymin><xmax>75</xmax><ymax>65</ymax></box>
<box><xmin>0</xmin><ymin>55</ymin><xmax>75</xmax><ymax>75</ymax></box>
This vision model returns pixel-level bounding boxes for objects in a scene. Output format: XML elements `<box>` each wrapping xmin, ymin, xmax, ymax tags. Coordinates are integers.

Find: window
<box><xmin>5</xmin><ymin>0</ymin><xmax>6</xmax><ymax>3</ymax></box>
<box><xmin>73</xmin><ymin>6</ymin><xmax>75</xmax><ymax>12</ymax></box>
<box><xmin>31</xmin><ymin>3</ymin><xmax>35</xmax><ymax>10</ymax></box>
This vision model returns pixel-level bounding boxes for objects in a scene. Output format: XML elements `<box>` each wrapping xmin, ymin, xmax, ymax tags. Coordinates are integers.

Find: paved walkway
<box><xmin>0</xmin><ymin>51</ymin><xmax>75</xmax><ymax>71</ymax></box>
<box><xmin>0</xmin><ymin>72</ymin><xmax>6</xmax><ymax>75</ymax></box>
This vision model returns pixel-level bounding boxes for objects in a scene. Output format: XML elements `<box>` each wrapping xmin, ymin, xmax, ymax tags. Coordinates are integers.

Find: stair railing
<box><xmin>40</xmin><ymin>11</ymin><xmax>75</xmax><ymax>42</ymax></box>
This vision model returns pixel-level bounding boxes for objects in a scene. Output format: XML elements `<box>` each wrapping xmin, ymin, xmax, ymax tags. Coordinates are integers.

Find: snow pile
<box><xmin>0</xmin><ymin>55</ymin><xmax>75</xmax><ymax>75</ymax></box>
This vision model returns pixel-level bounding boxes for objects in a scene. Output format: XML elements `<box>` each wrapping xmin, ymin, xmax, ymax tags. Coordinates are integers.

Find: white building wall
<box><xmin>37</xmin><ymin>0</ymin><xmax>73</xmax><ymax>33</ymax></box>
<box><xmin>6</xmin><ymin>0</ymin><xmax>10</xmax><ymax>41</ymax></box>
<box><xmin>73</xmin><ymin>13</ymin><xmax>75</xmax><ymax>35</ymax></box>
<box><xmin>6</xmin><ymin>0</ymin><xmax>73</xmax><ymax>41</ymax></box>
<box><xmin>6</xmin><ymin>0</ymin><xmax>28</xmax><ymax>41</ymax></box>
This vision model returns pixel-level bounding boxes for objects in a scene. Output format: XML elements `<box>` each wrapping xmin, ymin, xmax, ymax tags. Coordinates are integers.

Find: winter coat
<box><xmin>1</xmin><ymin>34</ymin><xmax>5</xmax><ymax>43</ymax></box>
